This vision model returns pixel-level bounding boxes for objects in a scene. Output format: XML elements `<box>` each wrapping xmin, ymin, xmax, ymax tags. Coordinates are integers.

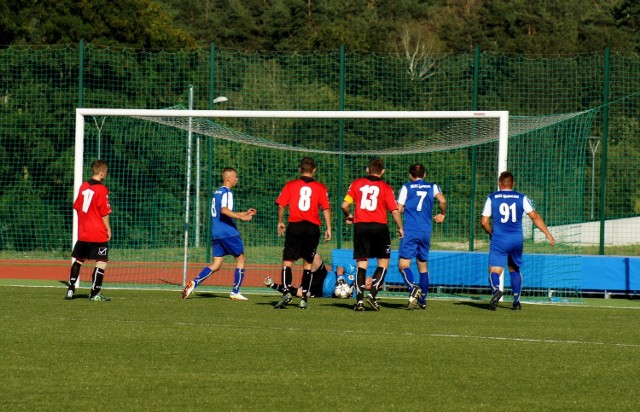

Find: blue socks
<box><xmin>510</xmin><ymin>271</ymin><xmax>522</xmax><ymax>302</ymax></box>
<box><xmin>400</xmin><ymin>267</ymin><xmax>417</xmax><ymax>289</ymax></box>
<box><xmin>194</xmin><ymin>267</ymin><xmax>213</xmax><ymax>287</ymax></box>
<box><xmin>193</xmin><ymin>266</ymin><xmax>246</xmax><ymax>294</ymax></box>
<box><xmin>233</xmin><ymin>268</ymin><xmax>245</xmax><ymax>294</ymax></box>
<box><xmin>490</xmin><ymin>272</ymin><xmax>501</xmax><ymax>294</ymax></box>
<box><xmin>419</xmin><ymin>271</ymin><xmax>429</xmax><ymax>297</ymax></box>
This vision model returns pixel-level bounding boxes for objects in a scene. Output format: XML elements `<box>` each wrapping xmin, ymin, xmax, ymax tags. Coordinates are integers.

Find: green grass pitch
<box><xmin>1</xmin><ymin>283</ymin><xmax>639</xmax><ymax>411</ymax></box>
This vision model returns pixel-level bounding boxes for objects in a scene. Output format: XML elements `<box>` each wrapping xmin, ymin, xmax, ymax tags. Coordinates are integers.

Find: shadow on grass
<box><xmin>378</xmin><ymin>301</ymin><xmax>409</xmax><ymax>310</ymax></box>
<box><xmin>454</xmin><ymin>300</ymin><xmax>493</xmax><ymax>310</ymax></box>
<box><xmin>191</xmin><ymin>292</ymin><xmax>223</xmax><ymax>299</ymax></box>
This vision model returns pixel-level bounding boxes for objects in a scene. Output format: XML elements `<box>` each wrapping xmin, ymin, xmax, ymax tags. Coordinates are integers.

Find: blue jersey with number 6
<box><xmin>481</xmin><ymin>189</ymin><xmax>534</xmax><ymax>245</ymax></box>
<box><xmin>211</xmin><ymin>186</ymin><xmax>240</xmax><ymax>239</ymax></box>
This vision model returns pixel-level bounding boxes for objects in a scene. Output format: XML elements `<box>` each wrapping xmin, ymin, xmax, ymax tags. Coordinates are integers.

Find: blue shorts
<box><xmin>212</xmin><ymin>236</ymin><xmax>244</xmax><ymax>258</ymax></box>
<box><xmin>398</xmin><ymin>234</ymin><xmax>430</xmax><ymax>262</ymax></box>
<box><xmin>488</xmin><ymin>239</ymin><xmax>523</xmax><ymax>270</ymax></box>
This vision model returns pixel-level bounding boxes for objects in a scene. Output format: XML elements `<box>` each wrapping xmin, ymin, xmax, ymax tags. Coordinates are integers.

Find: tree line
<box><xmin>2</xmin><ymin>0</ymin><xmax>640</xmax><ymax>54</ymax></box>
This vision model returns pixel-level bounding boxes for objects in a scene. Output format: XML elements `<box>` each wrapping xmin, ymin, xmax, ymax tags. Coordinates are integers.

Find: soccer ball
<box><xmin>334</xmin><ymin>282</ymin><xmax>352</xmax><ymax>299</ymax></box>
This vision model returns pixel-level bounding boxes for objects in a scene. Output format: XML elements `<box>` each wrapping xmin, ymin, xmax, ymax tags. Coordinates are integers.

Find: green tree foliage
<box><xmin>156</xmin><ymin>0</ymin><xmax>640</xmax><ymax>54</ymax></box>
<box><xmin>3</xmin><ymin>0</ymin><xmax>640</xmax><ymax>53</ymax></box>
<box><xmin>0</xmin><ymin>0</ymin><xmax>195</xmax><ymax>48</ymax></box>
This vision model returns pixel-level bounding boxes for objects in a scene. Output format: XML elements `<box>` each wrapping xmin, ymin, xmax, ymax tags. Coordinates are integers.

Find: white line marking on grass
<box><xmin>168</xmin><ymin>320</ymin><xmax>640</xmax><ymax>349</ymax></box>
<box><xmin>426</xmin><ymin>333</ymin><xmax>640</xmax><ymax>348</ymax></box>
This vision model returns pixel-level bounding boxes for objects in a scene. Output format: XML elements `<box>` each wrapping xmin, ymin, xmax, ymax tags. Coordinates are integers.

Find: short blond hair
<box><xmin>91</xmin><ymin>160</ymin><xmax>108</xmax><ymax>174</ymax></box>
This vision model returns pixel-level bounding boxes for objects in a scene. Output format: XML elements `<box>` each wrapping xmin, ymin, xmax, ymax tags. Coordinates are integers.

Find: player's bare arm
<box><xmin>480</xmin><ymin>215</ymin><xmax>492</xmax><ymax>236</ymax></box>
<box><xmin>391</xmin><ymin>209</ymin><xmax>404</xmax><ymax>239</ymax></box>
<box><xmin>528</xmin><ymin>210</ymin><xmax>555</xmax><ymax>246</ymax></box>
<box><xmin>103</xmin><ymin>215</ymin><xmax>112</xmax><ymax>240</ymax></box>
<box><xmin>322</xmin><ymin>208</ymin><xmax>332</xmax><ymax>242</ymax></box>
<box><xmin>433</xmin><ymin>193</ymin><xmax>447</xmax><ymax>224</ymax></box>
<box><xmin>277</xmin><ymin>205</ymin><xmax>287</xmax><ymax>236</ymax></box>
<box><xmin>222</xmin><ymin>207</ymin><xmax>255</xmax><ymax>222</ymax></box>
<box><xmin>341</xmin><ymin>199</ymin><xmax>353</xmax><ymax>224</ymax></box>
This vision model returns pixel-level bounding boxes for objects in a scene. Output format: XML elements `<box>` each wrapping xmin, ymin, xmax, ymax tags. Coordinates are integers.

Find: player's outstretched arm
<box><xmin>222</xmin><ymin>207</ymin><xmax>255</xmax><ymax>221</ymax></box>
<box><xmin>528</xmin><ymin>210</ymin><xmax>555</xmax><ymax>246</ymax></box>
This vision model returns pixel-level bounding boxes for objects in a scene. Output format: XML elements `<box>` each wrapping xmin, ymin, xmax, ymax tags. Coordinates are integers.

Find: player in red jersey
<box><xmin>341</xmin><ymin>158</ymin><xmax>403</xmax><ymax>311</ymax></box>
<box><xmin>273</xmin><ymin>157</ymin><xmax>332</xmax><ymax>309</ymax></box>
<box><xmin>65</xmin><ymin>160</ymin><xmax>112</xmax><ymax>301</ymax></box>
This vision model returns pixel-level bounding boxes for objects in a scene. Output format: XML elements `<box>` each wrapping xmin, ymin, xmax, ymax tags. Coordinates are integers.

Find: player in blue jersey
<box><xmin>397</xmin><ymin>164</ymin><xmax>447</xmax><ymax>310</ymax></box>
<box><xmin>181</xmin><ymin>168</ymin><xmax>257</xmax><ymax>301</ymax></box>
<box><xmin>481</xmin><ymin>171</ymin><xmax>555</xmax><ymax>310</ymax></box>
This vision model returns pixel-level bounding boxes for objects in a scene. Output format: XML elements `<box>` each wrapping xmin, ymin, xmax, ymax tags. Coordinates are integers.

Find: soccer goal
<box><xmin>74</xmin><ymin>108</ymin><xmax>594</xmax><ymax>302</ymax></box>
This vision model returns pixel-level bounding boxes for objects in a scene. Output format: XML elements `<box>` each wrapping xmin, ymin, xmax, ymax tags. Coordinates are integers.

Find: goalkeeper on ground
<box><xmin>263</xmin><ymin>254</ymin><xmax>358</xmax><ymax>298</ymax></box>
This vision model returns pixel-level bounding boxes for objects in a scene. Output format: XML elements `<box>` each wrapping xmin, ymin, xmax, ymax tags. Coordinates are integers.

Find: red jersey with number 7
<box><xmin>344</xmin><ymin>176</ymin><xmax>398</xmax><ymax>224</ymax></box>
<box><xmin>276</xmin><ymin>176</ymin><xmax>330</xmax><ymax>226</ymax></box>
<box><xmin>73</xmin><ymin>179</ymin><xmax>112</xmax><ymax>242</ymax></box>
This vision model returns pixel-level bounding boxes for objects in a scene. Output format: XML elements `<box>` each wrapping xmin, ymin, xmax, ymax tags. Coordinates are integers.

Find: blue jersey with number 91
<box><xmin>211</xmin><ymin>186</ymin><xmax>240</xmax><ymax>239</ymax></box>
<box><xmin>482</xmin><ymin>189</ymin><xmax>534</xmax><ymax>244</ymax></box>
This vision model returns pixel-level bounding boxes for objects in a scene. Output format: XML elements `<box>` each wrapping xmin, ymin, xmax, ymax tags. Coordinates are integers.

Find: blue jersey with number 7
<box><xmin>481</xmin><ymin>189</ymin><xmax>534</xmax><ymax>244</ymax></box>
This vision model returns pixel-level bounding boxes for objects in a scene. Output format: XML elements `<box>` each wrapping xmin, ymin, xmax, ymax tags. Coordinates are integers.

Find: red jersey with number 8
<box><xmin>73</xmin><ymin>180</ymin><xmax>112</xmax><ymax>242</ymax></box>
<box><xmin>344</xmin><ymin>176</ymin><xmax>398</xmax><ymax>224</ymax></box>
<box><xmin>276</xmin><ymin>176</ymin><xmax>330</xmax><ymax>226</ymax></box>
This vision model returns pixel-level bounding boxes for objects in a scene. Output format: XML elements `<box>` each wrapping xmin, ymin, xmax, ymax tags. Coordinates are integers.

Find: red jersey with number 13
<box><xmin>73</xmin><ymin>180</ymin><xmax>112</xmax><ymax>242</ymax></box>
<box><xmin>345</xmin><ymin>176</ymin><xmax>398</xmax><ymax>224</ymax></box>
<box><xmin>276</xmin><ymin>176</ymin><xmax>330</xmax><ymax>226</ymax></box>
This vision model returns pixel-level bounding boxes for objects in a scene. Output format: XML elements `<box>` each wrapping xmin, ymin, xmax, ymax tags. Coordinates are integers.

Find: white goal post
<box><xmin>73</xmin><ymin>108</ymin><xmax>509</xmax><ymax>287</ymax></box>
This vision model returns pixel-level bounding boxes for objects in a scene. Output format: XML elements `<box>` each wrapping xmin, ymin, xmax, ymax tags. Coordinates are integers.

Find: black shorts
<box><xmin>353</xmin><ymin>223</ymin><xmax>391</xmax><ymax>260</ymax></box>
<box><xmin>72</xmin><ymin>241</ymin><xmax>109</xmax><ymax>261</ymax></box>
<box><xmin>282</xmin><ymin>221</ymin><xmax>320</xmax><ymax>263</ymax></box>
<box><xmin>308</xmin><ymin>262</ymin><xmax>328</xmax><ymax>297</ymax></box>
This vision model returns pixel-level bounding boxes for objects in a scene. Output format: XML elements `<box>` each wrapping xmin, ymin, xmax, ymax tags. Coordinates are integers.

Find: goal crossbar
<box><xmin>76</xmin><ymin>108</ymin><xmax>509</xmax><ymax>119</ymax></box>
